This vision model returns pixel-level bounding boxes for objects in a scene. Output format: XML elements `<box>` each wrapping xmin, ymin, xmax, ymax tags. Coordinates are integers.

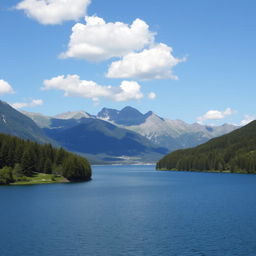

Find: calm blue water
<box><xmin>1</xmin><ymin>165</ymin><xmax>256</xmax><ymax>256</ymax></box>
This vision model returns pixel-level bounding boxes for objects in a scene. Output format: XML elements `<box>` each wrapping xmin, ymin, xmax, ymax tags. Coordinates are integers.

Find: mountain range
<box><xmin>22</xmin><ymin>106</ymin><xmax>238</xmax><ymax>163</ymax></box>
<box><xmin>0</xmin><ymin>101</ymin><xmax>239</xmax><ymax>164</ymax></box>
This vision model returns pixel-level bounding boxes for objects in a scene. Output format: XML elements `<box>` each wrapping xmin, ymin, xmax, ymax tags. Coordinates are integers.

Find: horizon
<box><xmin>1</xmin><ymin>0</ymin><xmax>256</xmax><ymax>126</ymax></box>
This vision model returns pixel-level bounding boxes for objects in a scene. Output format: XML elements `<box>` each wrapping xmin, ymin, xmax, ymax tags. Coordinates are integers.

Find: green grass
<box><xmin>11</xmin><ymin>173</ymin><xmax>67</xmax><ymax>185</ymax></box>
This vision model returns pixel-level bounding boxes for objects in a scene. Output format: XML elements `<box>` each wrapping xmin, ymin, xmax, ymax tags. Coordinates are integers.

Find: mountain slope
<box><xmin>54</xmin><ymin>111</ymin><xmax>93</xmax><ymax>120</ymax></box>
<box><xmin>0</xmin><ymin>101</ymin><xmax>52</xmax><ymax>143</ymax></box>
<box><xmin>44</xmin><ymin>118</ymin><xmax>168</xmax><ymax>163</ymax></box>
<box><xmin>156</xmin><ymin>120</ymin><xmax>256</xmax><ymax>173</ymax></box>
<box><xmin>108</xmin><ymin>108</ymin><xmax>238</xmax><ymax>151</ymax></box>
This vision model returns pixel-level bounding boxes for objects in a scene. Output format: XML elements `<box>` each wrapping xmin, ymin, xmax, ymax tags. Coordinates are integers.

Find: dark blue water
<box><xmin>1</xmin><ymin>165</ymin><xmax>256</xmax><ymax>256</ymax></box>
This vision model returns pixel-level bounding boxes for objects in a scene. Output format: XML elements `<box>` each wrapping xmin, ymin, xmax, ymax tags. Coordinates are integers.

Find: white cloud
<box><xmin>0</xmin><ymin>79</ymin><xmax>14</xmax><ymax>95</ymax></box>
<box><xmin>16</xmin><ymin>0</ymin><xmax>91</xmax><ymax>25</ymax></box>
<box><xmin>240</xmin><ymin>115</ymin><xmax>255</xmax><ymax>126</ymax></box>
<box><xmin>148</xmin><ymin>92</ymin><xmax>156</xmax><ymax>100</ymax></box>
<box><xmin>12</xmin><ymin>99</ymin><xmax>43</xmax><ymax>109</ymax></box>
<box><xmin>113</xmin><ymin>81</ymin><xmax>143</xmax><ymax>102</ymax></box>
<box><xmin>60</xmin><ymin>16</ymin><xmax>155</xmax><ymax>61</ymax></box>
<box><xmin>42</xmin><ymin>74</ymin><xmax>143</xmax><ymax>102</ymax></box>
<box><xmin>197</xmin><ymin>108</ymin><xmax>234</xmax><ymax>124</ymax></box>
<box><xmin>107</xmin><ymin>43</ymin><xmax>184</xmax><ymax>80</ymax></box>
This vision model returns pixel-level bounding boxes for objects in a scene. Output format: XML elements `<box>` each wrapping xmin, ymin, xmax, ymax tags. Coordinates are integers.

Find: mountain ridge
<box><xmin>23</xmin><ymin>106</ymin><xmax>239</xmax><ymax>153</ymax></box>
<box><xmin>0</xmin><ymin>101</ymin><xmax>52</xmax><ymax>144</ymax></box>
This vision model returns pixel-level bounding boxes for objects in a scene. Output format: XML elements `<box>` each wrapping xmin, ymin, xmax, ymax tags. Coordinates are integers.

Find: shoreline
<box><xmin>9</xmin><ymin>173</ymin><xmax>68</xmax><ymax>186</ymax></box>
<box><xmin>157</xmin><ymin>168</ymin><xmax>254</xmax><ymax>175</ymax></box>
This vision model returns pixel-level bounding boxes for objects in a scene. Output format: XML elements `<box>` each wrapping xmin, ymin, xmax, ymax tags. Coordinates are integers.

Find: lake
<box><xmin>0</xmin><ymin>165</ymin><xmax>256</xmax><ymax>256</ymax></box>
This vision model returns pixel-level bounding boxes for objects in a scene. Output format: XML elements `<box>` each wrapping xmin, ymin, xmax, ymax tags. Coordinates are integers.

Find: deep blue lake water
<box><xmin>1</xmin><ymin>165</ymin><xmax>256</xmax><ymax>256</ymax></box>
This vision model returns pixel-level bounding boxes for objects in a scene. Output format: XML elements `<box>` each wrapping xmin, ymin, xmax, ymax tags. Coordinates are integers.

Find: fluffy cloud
<box><xmin>197</xmin><ymin>108</ymin><xmax>234</xmax><ymax>124</ymax></box>
<box><xmin>12</xmin><ymin>99</ymin><xmax>43</xmax><ymax>109</ymax></box>
<box><xmin>0</xmin><ymin>79</ymin><xmax>14</xmax><ymax>95</ymax></box>
<box><xmin>60</xmin><ymin>16</ymin><xmax>155</xmax><ymax>61</ymax></box>
<box><xmin>16</xmin><ymin>0</ymin><xmax>91</xmax><ymax>25</ymax></box>
<box><xmin>42</xmin><ymin>75</ymin><xmax>143</xmax><ymax>102</ymax></box>
<box><xmin>107</xmin><ymin>43</ymin><xmax>184</xmax><ymax>80</ymax></box>
<box><xmin>148</xmin><ymin>92</ymin><xmax>156</xmax><ymax>100</ymax></box>
<box><xmin>240</xmin><ymin>115</ymin><xmax>255</xmax><ymax>126</ymax></box>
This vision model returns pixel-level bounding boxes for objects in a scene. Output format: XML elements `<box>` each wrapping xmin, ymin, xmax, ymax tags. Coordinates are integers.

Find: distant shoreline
<box><xmin>157</xmin><ymin>169</ymin><xmax>254</xmax><ymax>174</ymax></box>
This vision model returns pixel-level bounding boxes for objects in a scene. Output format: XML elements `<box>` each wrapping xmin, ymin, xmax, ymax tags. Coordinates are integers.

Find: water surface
<box><xmin>0</xmin><ymin>165</ymin><xmax>256</xmax><ymax>256</ymax></box>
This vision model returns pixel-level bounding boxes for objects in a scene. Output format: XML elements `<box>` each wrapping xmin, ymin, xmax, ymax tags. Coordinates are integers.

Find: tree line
<box><xmin>0</xmin><ymin>133</ymin><xmax>91</xmax><ymax>185</ymax></box>
<box><xmin>156</xmin><ymin>120</ymin><xmax>256</xmax><ymax>174</ymax></box>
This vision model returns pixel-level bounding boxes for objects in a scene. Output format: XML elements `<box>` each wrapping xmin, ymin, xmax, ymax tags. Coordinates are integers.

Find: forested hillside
<box><xmin>157</xmin><ymin>120</ymin><xmax>256</xmax><ymax>173</ymax></box>
<box><xmin>0</xmin><ymin>133</ymin><xmax>91</xmax><ymax>185</ymax></box>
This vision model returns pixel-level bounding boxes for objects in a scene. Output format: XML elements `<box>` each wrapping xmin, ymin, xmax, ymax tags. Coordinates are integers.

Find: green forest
<box><xmin>0</xmin><ymin>133</ymin><xmax>91</xmax><ymax>185</ymax></box>
<box><xmin>156</xmin><ymin>120</ymin><xmax>256</xmax><ymax>174</ymax></box>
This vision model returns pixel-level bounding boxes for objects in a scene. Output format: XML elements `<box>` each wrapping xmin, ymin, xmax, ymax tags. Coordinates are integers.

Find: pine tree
<box><xmin>21</xmin><ymin>147</ymin><xmax>37</xmax><ymax>176</ymax></box>
<box><xmin>44</xmin><ymin>158</ymin><xmax>52</xmax><ymax>174</ymax></box>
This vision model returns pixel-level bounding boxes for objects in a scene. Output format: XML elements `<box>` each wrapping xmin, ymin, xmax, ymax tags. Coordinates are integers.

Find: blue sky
<box><xmin>0</xmin><ymin>0</ymin><xmax>255</xmax><ymax>125</ymax></box>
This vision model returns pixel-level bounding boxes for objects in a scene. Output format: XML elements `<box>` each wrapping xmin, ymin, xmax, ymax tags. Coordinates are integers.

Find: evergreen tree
<box><xmin>0</xmin><ymin>133</ymin><xmax>92</xmax><ymax>184</ymax></box>
<box><xmin>0</xmin><ymin>166</ymin><xmax>14</xmax><ymax>185</ymax></box>
<box><xmin>44</xmin><ymin>159</ymin><xmax>52</xmax><ymax>174</ymax></box>
<box><xmin>156</xmin><ymin>120</ymin><xmax>256</xmax><ymax>174</ymax></box>
<box><xmin>21</xmin><ymin>147</ymin><xmax>37</xmax><ymax>176</ymax></box>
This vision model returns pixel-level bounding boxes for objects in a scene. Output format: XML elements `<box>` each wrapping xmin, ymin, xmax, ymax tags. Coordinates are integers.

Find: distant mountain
<box><xmin>22</xmin><ymin>106</ymin><xmax>239</xmax><ymax>163</ymax></box>
<box><xmin>21</xmin><ymin>111</ymin><xmax>52</xmax><ymax>129</ymax></box>
<box><xmin>156</xmin><ymin>120</ymin><xmax>256</xmax><ymax>173</ymax></box>
<box><xmin>0</xmin><ymin>101</ymin><xmax>51</xmax><ymax>143</ymax></box>
<box><xmin>97</xmin><ymin>106</ymin><xmax>238</xmax><ymax>151</ymax></box>
<box><xmin>97</xmin><ymin>106</ymin><xmax>152</xmax><ymax>126</ymax></box>
<box><xmin>54</xmin><ymin>111</ymin><xmax>93</xmax><ymax>120</ymax></box>
<box><xmin>23</xmin><ymin>111</ymin><xmax>81</xmax><ymax>129</ymax></box>
<box><xmin>23</xmin><ymin>110</ymin><xmax>168</xmax><ymax>163</ymax></box>
<box><xmin>43</xmin><ymin>118</ymin><xmax>168</xmax><ymax>164</ymax></box>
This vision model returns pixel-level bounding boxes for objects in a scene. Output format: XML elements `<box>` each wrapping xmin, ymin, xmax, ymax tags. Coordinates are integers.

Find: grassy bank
<box><xmin>10</xmin><ymin>173</ymin><xmax>67</xmax><ymax>185</ymax></box>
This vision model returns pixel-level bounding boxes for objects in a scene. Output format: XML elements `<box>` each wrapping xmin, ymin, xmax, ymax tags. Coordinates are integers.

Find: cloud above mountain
<box><xmin>197</xmin><ymin>108</ymin><xmax>234</xmax><ymax>124</ymax></box>
<box><xmin>12</xmin><ymin>99</ymin><xmax>43</xmax><ymax>109</ymax></box>
<box><xmin>0</xmin><ymin>79</ymin><xmax>14</xmax><ymax>95</ymax></box>
<box><xmin>14</xmin><ymin>1</ymin><xmax>184</xmax><ymax>109</ymax></box>
<box><xmin>148</xmin><ymin>92</ymin><xmax>156</xmax><ymax>99</ymax></box>
<box><xmin>107</xmin><ymin>43</ymin><xmax>184</xmax><ymax>80</ymax></box>
<box><xmin>60</xmin><ymin>15</ymin><xmax>183</xmax><ymax>80</ymax></box>
<box><xmin>16</xmin><ymin>0</ymin><xmax>91</xmax><ymax>25</ymax></box>
<box><xmin>60</xmin><ymin>16</ymin><xmax>154</xmax><ymax>61</ymax></box>
<box><xmin>42</xmin><ymin>74</ymin><xmax>147</xmax><ymax>102</ymax></box>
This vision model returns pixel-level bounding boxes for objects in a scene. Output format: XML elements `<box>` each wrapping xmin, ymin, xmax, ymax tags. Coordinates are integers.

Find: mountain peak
<box><xmin>98</xmin><ymin>106</ymin><xmax>148</xmax><ymax>126</ymax></box>
<box><xmin>120</xmin><ymin>106</ymin><xmax>141</xmax><ymax>112</ymax></box>
<box><xmin>54</xmin><ymin>111</ymin><xmax>92</xmax><ymax>120</ymax></box>
<box><xmin>97</xmin><ymin>108</ymin><xmax>120</xmax><ymax>121</ymax></box>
